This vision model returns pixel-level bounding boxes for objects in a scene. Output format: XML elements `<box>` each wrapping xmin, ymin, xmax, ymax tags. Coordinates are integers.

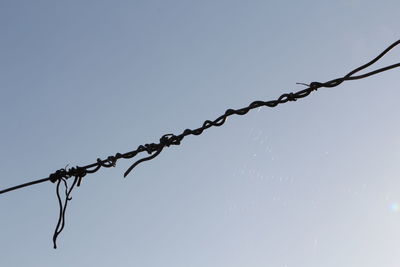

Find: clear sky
<box><xmin>1</xmin><ymin>0</ymin><xmax>399</xmax><ymax>266</ymax></box>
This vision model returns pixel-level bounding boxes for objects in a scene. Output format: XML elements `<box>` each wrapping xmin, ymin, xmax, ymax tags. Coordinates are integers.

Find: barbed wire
<box><xmin>1</xmin><ymin>39</ymin><xmax>399</xmax><ymax>248</ymax></box>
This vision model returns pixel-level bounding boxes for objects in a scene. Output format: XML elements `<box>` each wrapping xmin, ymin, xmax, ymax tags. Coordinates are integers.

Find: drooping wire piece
<box><xmin>53</xmin><ymin>177</ymin><xmax>77</xmax><ymax>249</ymax></box>
<box><xmin>48</xmin><ymin>166</ymin><xmax>86</xmax><ymax>248</ymax></box>
<box><xmin>0</xmin><ymin>39</ymin><xmax>399</xmax><ymax>248</ymax></box>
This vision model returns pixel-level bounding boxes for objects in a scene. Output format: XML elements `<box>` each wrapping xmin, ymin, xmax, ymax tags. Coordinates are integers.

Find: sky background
<box><xmin>1</xmin><ymin>0</ymin><xmax>399</xmax><ymax>266</ymax></box>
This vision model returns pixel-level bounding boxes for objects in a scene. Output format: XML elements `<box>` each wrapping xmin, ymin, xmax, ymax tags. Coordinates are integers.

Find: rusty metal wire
<box><xmin>0</xmin><ymin>39</ymin><xmax>399</xmax><ymax>248</ymax></box>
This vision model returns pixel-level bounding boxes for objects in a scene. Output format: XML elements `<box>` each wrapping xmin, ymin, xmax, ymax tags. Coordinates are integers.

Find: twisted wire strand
<box><xmin>0</xmin><ymin>39</ymin><xmax>399</xmax><ymax>194</ymax></box>
<box><xmin>0</xmin><ymin>39</ymin><xmax>399</xmax><ymax>248</ymax></box>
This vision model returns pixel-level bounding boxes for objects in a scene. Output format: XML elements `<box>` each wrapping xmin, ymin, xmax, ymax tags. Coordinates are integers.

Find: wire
<box><xmin>52</xmin><ymin>176</ymin><xmax>78</xmax><ymax>249</ymax></box>
<box><xmin>0</xmin><ymin>39</ymin><xmax>399</xmax><ymax>248</ymax></box>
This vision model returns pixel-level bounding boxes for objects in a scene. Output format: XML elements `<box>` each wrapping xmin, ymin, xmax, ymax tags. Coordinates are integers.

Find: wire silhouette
<box><xmin>53</xmin><ymin>175</ymin><xmax>77</xmax><ymax>249</ymax></box>
<box><xmin>0</xmin><ymin>39</ymin><xmax>399</xmax><ymax>248</ymax></box>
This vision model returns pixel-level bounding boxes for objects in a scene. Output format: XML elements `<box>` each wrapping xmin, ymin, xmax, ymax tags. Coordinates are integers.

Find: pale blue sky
<box><xmin>1</xmin><ymin>1</ymin><xmax>400</xmax><ymax>266</ymax></box>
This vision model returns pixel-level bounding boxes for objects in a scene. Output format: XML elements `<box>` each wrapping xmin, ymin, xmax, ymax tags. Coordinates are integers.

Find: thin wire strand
<box><xmin>1</xmin><ymin>39</ymin><xmax>399</xmax><ymax>196</ymax></box>
<box><xmin>1</xmin><ymin>39</ymin><xmax>399</xmax><ymax>249</ymax></box>
<box><xmin>52</xmin><ymin>177</ymin><xmax>78</xmax><ymax>249</ymax></box>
